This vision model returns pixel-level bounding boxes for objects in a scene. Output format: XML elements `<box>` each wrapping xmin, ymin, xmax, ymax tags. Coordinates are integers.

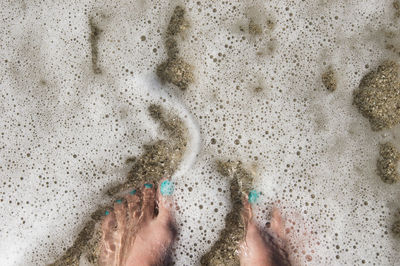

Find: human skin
<box><xmin>99</xmin><ymin>183</ymin><xmax>289</xmax><ymax>266</ymax></box>
<box><xmin>239</xmin><ymin>198</ymin><xmax>291</xmax><ymax>266</ymax></box>
<box><xmin>99</xmin><ymin>180</ymin><xmax>175</xmax><ymax>266</ymax></box>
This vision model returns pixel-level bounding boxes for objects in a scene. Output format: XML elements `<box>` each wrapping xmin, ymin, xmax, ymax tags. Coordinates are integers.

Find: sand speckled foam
<box><xmin>0</xmin><ymin>0</ymin><xmax>400</xmax><ymax>265</ymax></box>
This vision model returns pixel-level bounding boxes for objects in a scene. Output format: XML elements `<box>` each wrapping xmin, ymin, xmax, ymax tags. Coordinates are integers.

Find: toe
<box><xmin>101</xmin><ymin>210</ymin><xmax>116</xmax><ymax>233</ymax></box>
<box><xmin>100</xmin><ymin>210</ymin><xmax>117</xmax><ymax>264</ymax></box>
<box><xmin>114</xmin><ymin>199</ymin><xmax>127</xmax><ymax>231</ymax></box>
<box><xmin>156</xmin><ymin>179</ymin><xmax>174</xmax><ymax>225</ymax></box>
<box><xmin>270</xmin><ymin>208</ymin><xmax>286</xmax><ymax>240</ymax></box>
<box><xmin>241</xmin><ymin>195</ymin><xmax>253</xmax><ymax>227</ymax></box>
<box><xmin>126</xmin><ymin>190</ymin><xmax>141</xmax><ymax>224</ymax></box>
<box><xmin>242</xmin><ymin>198</ymin><xmax>261</xmax><ymax>239</ymax></box>
<box><xmin>141</xmin><ymin>183</ymin><xmax>156</xmax><ymax>222</ymax></box>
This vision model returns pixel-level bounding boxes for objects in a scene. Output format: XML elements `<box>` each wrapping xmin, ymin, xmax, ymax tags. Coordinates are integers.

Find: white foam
<box><xmin>0</xmin><ymin>0</ymin><xmax>400</xmax><ymax>265</ymax></box>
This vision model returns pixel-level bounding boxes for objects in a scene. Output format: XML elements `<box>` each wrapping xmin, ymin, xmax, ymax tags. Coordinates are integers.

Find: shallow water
<box><xmin>0</xmin><ymin>0</ymin><xmax>400</xmax><ymax>265</ymax></box>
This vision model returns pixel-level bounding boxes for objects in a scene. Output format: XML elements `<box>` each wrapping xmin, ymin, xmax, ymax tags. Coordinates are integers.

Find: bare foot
<box><xmin>99</xmin><ymin>180</ymin><xmax>175</xmax><ymax>266</ymax></box>
<box><xmin>239</xmin><ymin>198</ymin><xmax>291</xmax><ymax>266</ymax></box>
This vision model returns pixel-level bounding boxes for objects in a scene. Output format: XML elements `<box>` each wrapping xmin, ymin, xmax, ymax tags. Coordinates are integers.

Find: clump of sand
<box><xmin>321</xmin><ymin>67</ymin><xmax>337</xmax><ymax>92</ymax></box>
<box><xmin>156</xmin><ymin>6</ymin><xmax>194</xmax><ymax>91</ymax></box>
<box><xmin>377</xmin><ymin>142</ymin><xmax>400</xmax><ymax>184</ymax></box>
<box><xmin>393</xmin><ymin>220</ymin><xmax>400</xmax><ymax>236</ymax></box>
<box><xmin>353</xmin><ymin>61</ymin><xmax>400</xmax><ymax>131</ymax></box>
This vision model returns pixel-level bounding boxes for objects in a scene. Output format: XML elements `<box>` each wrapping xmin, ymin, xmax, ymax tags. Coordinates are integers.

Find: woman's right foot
<box><xmin>239</xmin><ymin>199</ymin><xmax>291</xmax><ymax>266</ymax></box>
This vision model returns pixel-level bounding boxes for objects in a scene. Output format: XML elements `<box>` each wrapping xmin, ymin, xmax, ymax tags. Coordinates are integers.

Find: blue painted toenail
<box><xmin>248</xmin><ymin>190</ymin><xmax>260</xmax><ymax>204</ymax></box>
<box><xmin>144</xmin><ymin>183</ymin><xmax>153</xmax><ymax>189</ymax></box>
<box><xmin>129</xmin><ymin>189</ymin><xmax>137</xmax><ymax>195</ymax></box>
<box><xmin>115</xmin><ymin>199</ymin><xmax>122</xmax><ymax>204</ymax></box>
<box><xmin>160</xmin><ymin>180</ymin><xmax>174</xmax><ymax>196</ymax></box>
<box><xmin>105</xmin><ymin>210</ymin><xmax>110</xmax><ymax>216</ymax></box>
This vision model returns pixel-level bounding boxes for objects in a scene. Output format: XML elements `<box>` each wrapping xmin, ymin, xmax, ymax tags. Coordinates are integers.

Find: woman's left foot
<box><xmin>99</xmin><ymin>180</ymin><xmax>175</xmax><ymax>266</ymax></box>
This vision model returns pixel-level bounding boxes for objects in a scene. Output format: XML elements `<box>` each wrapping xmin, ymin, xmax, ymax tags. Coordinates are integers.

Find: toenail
<box><xmin>248</xmin><ymin>190</ymin><xmax>260</xmax><ymax>204</ymax></box>
<box><xmin>115</xmin><ymin>199</ymin><xmax>122</xmax><ymax>204</ymax></box>
<box><xmin>129</xmin><ymin>189</ymin><xmax>137</xmax><ymax>195</ymax></box>
<box><xmin>105</xmin><ymin>210</ymin><xmax>110</xmax><ymax>216</ymax></box>
<box><xmin>144</xmin><ymin>183</ymin><xmax>153</xmax><ymax>189</ymax></box>
<box><xmin>160</xmin><ymin>180</ymin><xmax>174</xmax><ymax>196</ymax></box>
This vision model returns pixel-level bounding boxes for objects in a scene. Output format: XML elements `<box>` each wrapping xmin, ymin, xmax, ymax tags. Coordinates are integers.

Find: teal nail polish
<box><xmin>115</xmin><ymin>199</ymin><xmax>122</xmax><ymax>204</ymax></box>
<box><xmin>129</xmin><ymin>189</ymin><xmax>137</xmax><ymax>195</ymax></box>
<box><xmin>105</xmin><ymin>210</ymin><xmax>110</xmax><ymax>216</ymax></box>
<box><xmin>144</xmin><ymin>183</ymin><xmax>153</xmax><ymax>189</ymax></box>
<box><xmin>160</xmin><ymin>180</ymin><xmax>174</xmax><ymax>196</ymax></box>
<box><xmin>248</xmin><ymin>190</ymin><xmax>260</xmax><ymax>204</ymax></box>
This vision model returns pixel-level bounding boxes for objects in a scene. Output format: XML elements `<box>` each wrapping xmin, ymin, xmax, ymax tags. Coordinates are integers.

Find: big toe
<box><xmin>156</xmin><ymin>179</ymin><xmax>174</xmax><ymax>225</ymax></box>
<box><xmin>241</xmin><ymin>195</ymin><xmax>253</xmax><ymax>227</ymax></box>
